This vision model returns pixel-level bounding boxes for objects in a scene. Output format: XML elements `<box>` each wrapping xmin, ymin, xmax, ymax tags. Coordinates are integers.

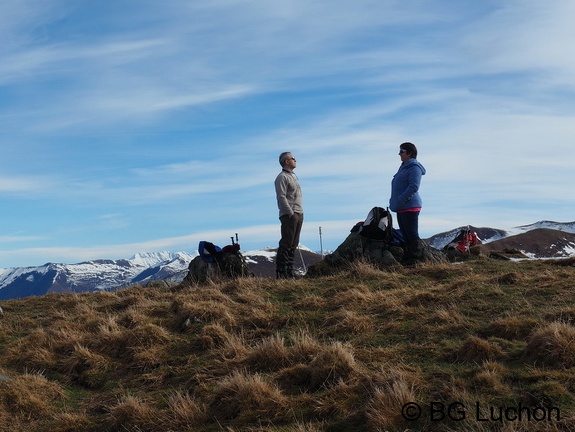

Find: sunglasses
<box><xmin>399</xmin><ymin>149</ymin><xmax>407</xmax><ymax>155</ymax></box>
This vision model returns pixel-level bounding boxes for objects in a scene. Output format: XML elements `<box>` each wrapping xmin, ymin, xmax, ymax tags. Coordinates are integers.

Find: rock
<box><xmin>419</xmin><ymin>240</ymin><xmax>448</xmax><ymax>264</ymax></box>
<box><xmin>184</xmin><ymin>256</ymin><xmax>222</xmax><ymax>284</ymax></box>
<box><xmin>323</xmin><ymin>232</ymin><xmax>404</xmax><ymax>268</ymax></box>
<box><xmin>184</xmin><ymin>250</ymin><xmax>254</xmax><ymax>284</ymax></box>
<box><xmin>307</xmin><ymin>231</ymin><xmax>446</xmax><ymax>276</ymax></box>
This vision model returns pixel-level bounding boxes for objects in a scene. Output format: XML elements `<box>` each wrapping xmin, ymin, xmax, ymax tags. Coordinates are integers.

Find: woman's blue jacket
<box><xmin>389</xmin><ymin>158</ymin><xmax>426</xmax><ymax>212</ymax></box>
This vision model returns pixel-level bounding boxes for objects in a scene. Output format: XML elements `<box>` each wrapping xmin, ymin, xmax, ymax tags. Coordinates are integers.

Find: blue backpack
<box><xmin>198</xmin><ymin>241</ymin><xmax>222</xmax><ymax>263</ymax></box>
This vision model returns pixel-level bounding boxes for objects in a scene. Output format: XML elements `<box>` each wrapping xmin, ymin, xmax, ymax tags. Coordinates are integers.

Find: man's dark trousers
<box><xmin>276</xmin><ymin>212</ymin><xmax>303</xmax><ymax>278</ymax></box>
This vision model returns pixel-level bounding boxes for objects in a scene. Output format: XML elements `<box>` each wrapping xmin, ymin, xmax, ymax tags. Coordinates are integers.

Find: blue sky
<box><xmin>1</xmin><ymin>0</ymin><xmax>574</xmax><ymax>268</ymax></box>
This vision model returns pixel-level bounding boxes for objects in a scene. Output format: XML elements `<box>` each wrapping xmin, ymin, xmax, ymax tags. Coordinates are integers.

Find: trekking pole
<box><xmin>297</xmin><ymin>244</ymin><xmax>307</xmax><ymax>274</ymax></box>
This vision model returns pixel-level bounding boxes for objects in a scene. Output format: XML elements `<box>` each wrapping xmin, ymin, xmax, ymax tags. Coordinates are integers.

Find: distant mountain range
<box><xmin>425</xmin><ymin>220</ymin><xmax>575</xmax><ymax>258</ymax></box>
<box><xmin>242</xmin><ymin>246</ymin><xmax>323</xmax><ymax>279</ymax></box>
<box><xmin>0</xmin><ymin>248</ymin><xmax>323</xmax><ymax>301</ymax></box>
<box><xmin>1</xmin><ymin>221</ymin><xmax>574</xmax><ymax>300</ymax></box>
<box><xmin>0</xmin><ymin>252</ymin><xmax>194</xmax><ymax>301</ymax></box>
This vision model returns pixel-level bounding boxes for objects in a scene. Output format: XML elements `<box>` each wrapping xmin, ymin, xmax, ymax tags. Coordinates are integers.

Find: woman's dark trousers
<box><xmin>397</xmin><ymin>211</ymin><xmax>421</xmax><ymax>264</ymax></box>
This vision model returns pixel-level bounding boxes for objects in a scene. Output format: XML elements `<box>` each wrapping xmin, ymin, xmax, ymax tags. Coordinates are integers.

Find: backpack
<box><xmin>197</xmin><ymin>240</ymin><xmax>252</xmax><ymax>278</ymax></box>
<box><xmin>455</xmin><ymin>229</ymin><xmax>479</xmax><ymax>253</ymax></box>
<box><xmin>391</xmin><ymin>228</ymin><xmax>405</xmax><ymax>247</ymax></box>
<box><xmin>359</xmin><ymin>207</ymin><xmax>393</xmax><ymax>242</ymax></box>
<box><xmin>443</xmin><ymin>228</ymin><xmax>480</xmax><ymax>254</ymax></box>
<box><xmin>198</xmin><ymin>241</ymin><xmax>222</xmax><ymax>263</ymax></box>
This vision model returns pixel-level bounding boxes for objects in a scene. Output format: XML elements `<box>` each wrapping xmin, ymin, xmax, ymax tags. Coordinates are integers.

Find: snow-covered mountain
<box><xmin>426</xmin><ymin>226</ymin><xmax>508</xmax><ymax>250</ymax></box>
<box><xmin>480</xmin><ymin>228</ymin><xmax>575</xmax><ymax>258</ymax></box>
<box><xmin>426</xmin><ymin>221</ymin><xmax>575</xmax><ymax>251</ymax></box>
<box><xmin>242</xmin><ymin>246</ymin><xmax>322</xmax><ymax>278</ymax></box>
<box><xmin>2</xmin><ymin>222</ymin><xmax>575</xmax><ymax>301</ymax></box>
<box><xmin>0</xmin><ymin>246</ymin><xmax>323</xmax><ymax>300</ymax></box>
<box><xmin>0</xmin><ymin>252</ymin><xmax>195</xmax><ymax>300</ymax></box>
<box><xmin>512</xmin><ymin>220</ymin><xmax>575</xmax><ymax>234</ymax></box>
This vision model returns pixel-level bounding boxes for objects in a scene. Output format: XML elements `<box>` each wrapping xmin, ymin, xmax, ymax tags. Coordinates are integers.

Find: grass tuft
<box><xmin>208</xmin><ymin>371</ymin><xmax>287</xmax><ymax>423</ymax></box>
<box><xmin>108</xmin><ymin>394</ymin><xmax>160</xmax><ymax>431</ymax></box>
<box><xmin>526</xmin><ymin>321</ymin><xmax>575</xmax><ymax>367</ymax></box>
<box><xmin>0</xmin><ymin>372</ymin><xmax>64</xmax><ymax>419</ymax></box>
<box><xmin>364</xmin><ymin>366</ymin><xmax>423</xmax><ymax>429</ymax></box>
<box><xmin>308</xmin><ymin>342</ymin><xmax>357</xmax><ymax>390</ymax></box>
<box><xmin>165</xmin><ymin>390</ymin><xmax>207</xmax><ymax>426</ymax></box>
<box><xmin>59</xmin><ymin>344</ymin><xmax>111</xmax><ymax>389</ymax></box>
<box><xmin>451</xmin><ymin>336</ymin><xmax>507</xmax><ymax>363</ymax></box>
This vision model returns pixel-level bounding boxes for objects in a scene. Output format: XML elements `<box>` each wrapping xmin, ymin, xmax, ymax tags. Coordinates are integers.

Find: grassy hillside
<box><xmin>1</xmin><ymin>257</ymin><xmax>575</xmax><ymax>431</ymax></box>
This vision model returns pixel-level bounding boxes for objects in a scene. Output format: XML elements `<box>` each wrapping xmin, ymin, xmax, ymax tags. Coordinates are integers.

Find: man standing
<box><xmin>275</xmin><ymin>152</ymin><xmax>303</xmax><ymax>278</ymax></box>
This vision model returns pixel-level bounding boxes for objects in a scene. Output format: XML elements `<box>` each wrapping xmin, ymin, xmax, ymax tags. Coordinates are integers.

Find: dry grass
<box><xmin>195</xmin><ymin>322</ymin><xmax>238</xmax><ymax>349</ymax></box>
<box><xmin>473</xmin><ymin>361</ymin><xmax>511</xmax><ymax>397</ymax></box>
<box><xmin>59</xmin><ymin>344</ymin><xmax>111</xmax><ymax>389</ymax></box>
<box><xmin>482</xmin><ymin>315</ymin><xmax>540</xmax><ymax>340</ymax></box>
<box><xmin>208</xmin><ymin>370</ymin><xmax>287</xmax><ymax>423</ymax></box>
<box><xmin>165</xmin><ymin>390</ymin><xmax>207</xmax><ymax>425</ymax></box>
<box><xmin>243</xmin><ymin>334</ymin><xmax>292</xmax><ymax>371</ymax></box>
<box><xmin>108</xmin><ymin>394</ymin><xmax>160</xmax><ymax>431</ymax></box>
<box><xmin>307</xmin><ymin>342</ymin><xmax>357</xmax><ymax>390</ymax></box>
<box><xmin>1</xmin><ymin>257</ymin><xmax>575</xmax><ymax>431</ymax></box>
<box><xmin>452</xmin><ymin>335</ymin><xmax>507</xmax><ymax>364</ymax></box>
<box><xmin>526</xmin><ymin>321</ymin><xmax>575</xmax><ymax>367</ymax></box>
<box><xmin>365</xmin><ymin>366</ymin><xmax>422</xmax><ymax>430</ymax></box>
<box><xmin>323</xmin><ymin>308</ymin><xmax>375</xmax><ymax>337</ymax></box>
<box><xmin>0</xmin><ymin>372</ymin><xmax>65</xmax><ymax>431</ymax></box>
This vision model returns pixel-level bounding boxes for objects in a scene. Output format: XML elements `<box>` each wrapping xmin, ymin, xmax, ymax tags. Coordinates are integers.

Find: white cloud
<box><xmin>0</xmin><ymin>175</ymin><xmax>56</xmax><ymax>193</ymax></box>
<box><xmin>0</xmin><ymin>0</ymin><xmax>574</xmax><ymax>268</ymax></box>
<box><xmin>462</xmin><ymin>1</ymin><xmax>575</xmax><ymax>77</ymax></box>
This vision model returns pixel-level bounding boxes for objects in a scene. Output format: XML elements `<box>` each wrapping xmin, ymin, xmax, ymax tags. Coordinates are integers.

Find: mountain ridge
<box><xmin>425</xmin><ymin>220</ymin><xmax>575</xmax><ymax>250</ymax></box>
<box><xmin>0</xmin><ymin>251</ymin><xmax>195</xmax><ymax>300</ymax></box>
<box><xmin>1</xmin><ymin>220</ymin><xmax>574</xmax><ymax>300</ymax></box>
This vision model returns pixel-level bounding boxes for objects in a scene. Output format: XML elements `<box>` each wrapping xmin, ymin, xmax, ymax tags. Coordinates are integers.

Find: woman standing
<box><xmin>389</xmin><ymin>142</ymin><xmax>426</xmax><ymax>265</ymax></box>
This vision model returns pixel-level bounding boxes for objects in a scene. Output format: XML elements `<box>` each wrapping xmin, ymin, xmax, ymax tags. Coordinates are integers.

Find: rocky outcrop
<box><xmin>184</xmin><ymin>250</ymin><xmax>253</xmax><ymax>284</ymax></box>
<box><xmin>306</xmin><ymin>231</ymin><xmax>446</xmax><ymax>276</ymax></box>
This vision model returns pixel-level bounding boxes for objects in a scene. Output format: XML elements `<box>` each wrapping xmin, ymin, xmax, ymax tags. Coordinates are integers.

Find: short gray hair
<box><xmin>279</xmin><ymin>152</ymin><xmax>292</xmax><ymax>166</ymax></box>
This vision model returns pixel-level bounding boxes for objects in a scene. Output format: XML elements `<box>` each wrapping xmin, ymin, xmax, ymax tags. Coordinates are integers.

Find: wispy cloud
<box><xmin>0</xmin><ymin>175</ymin><xmax>56</xmax><ymax>193</ymax></box>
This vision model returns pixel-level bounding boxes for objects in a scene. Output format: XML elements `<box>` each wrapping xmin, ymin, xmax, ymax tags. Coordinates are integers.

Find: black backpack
<box><xmin>197</xmin><ymin>240</ymin><xmax>252</xmax><ymax>278</ymax></box>
<box><xmin>359</xmin><ymin>207</ymin><xmax>393</xmax><ymax>242</ymax></box>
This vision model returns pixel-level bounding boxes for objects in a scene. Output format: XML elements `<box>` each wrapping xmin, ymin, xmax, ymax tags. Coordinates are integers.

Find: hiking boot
<box><xmin>402</xmin><ymin>258</ymin><xmax>422</xmax><ymax>268</ymax></box>
<box><xmin>276</xmin><ymin>270</ymin><xmax>289</xmax><ymax>279</ymax></box>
